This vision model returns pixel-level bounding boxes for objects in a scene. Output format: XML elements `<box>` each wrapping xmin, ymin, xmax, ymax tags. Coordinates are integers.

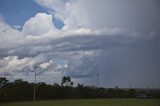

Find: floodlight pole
<box><xmin>32</xmin><ymin>66</ymin><xmax>38</xmax><ymax>101</ymax></box>
<box><xmin>97</xmin><ymin>73</ymin><xmax>99</xmax><ymax>88</ymax></box>
<box><xmin>34</xmin><ymin>68</ymin><xmax>36</xmax><ymax>101</ymax></box>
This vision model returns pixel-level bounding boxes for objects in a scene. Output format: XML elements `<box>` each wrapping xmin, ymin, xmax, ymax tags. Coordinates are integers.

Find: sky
<box><xmin>0</xmin><ymin>0</ymin><xmax>160</xmax><ymax>88</ymax></box>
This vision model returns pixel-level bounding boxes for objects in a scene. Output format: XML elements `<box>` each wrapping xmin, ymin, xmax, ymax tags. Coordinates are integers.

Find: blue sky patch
<box><xmin>0</xmin><ymin>0</ymin><xmax>48</xmax><ymax>28</ymax></box>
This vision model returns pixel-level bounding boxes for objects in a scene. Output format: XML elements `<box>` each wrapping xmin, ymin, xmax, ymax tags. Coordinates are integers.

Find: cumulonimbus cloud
<box><xmin>0</xmin><ymin>0</ymin><xmax>160</xmax><ymax>87</ymax></box>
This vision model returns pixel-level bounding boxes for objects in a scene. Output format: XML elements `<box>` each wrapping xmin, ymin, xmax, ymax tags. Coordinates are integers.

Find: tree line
<box><xmin>0</xmin><ymin>76</ymin><xmax>160</xmax><ymax>102</ymax></box>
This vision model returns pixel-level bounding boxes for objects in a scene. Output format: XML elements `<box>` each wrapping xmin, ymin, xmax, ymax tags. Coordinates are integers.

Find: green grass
<box><xmin>1</xmin><ymin>99</ymin><xmax>160</xmax><ymax>106</ymax></box>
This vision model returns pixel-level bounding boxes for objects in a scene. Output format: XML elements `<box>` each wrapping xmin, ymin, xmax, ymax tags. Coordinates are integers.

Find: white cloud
<box><xmin>0</xmin><ymin>20</ymin><xmax>24</xmax><ymax>49</ymax></box>
<box><xmin>0</xmin><ymin>56</ymin><xmax>32</xmax><ymax>76</ymax></box>
<box><xmin>12</xmin><ymin>25</ymin><xmax>21</xmax><ymax>29</ymax></box>
<box><xmin>62</xmin><ymin>1</ymin><xmax>89</xmax><ymax>30</ymax></box>
<box><xmin>40</xmin><ymin>60</ymin><xmax>53</xmax><ymax>69</ymax></box>
<box><xmin>34</xmin><ymin>0</ymin><xmax>89</xmax><ymax>30</ymax></box>
<box><xmin>22</xmin><ymin>13</ymin><xmax>56</xmax><ymax>36</ymax></box>
<box><xmin>35</xmin><ymin>0</ymin><xmax>160</xmax><ymax>34</ymax></box>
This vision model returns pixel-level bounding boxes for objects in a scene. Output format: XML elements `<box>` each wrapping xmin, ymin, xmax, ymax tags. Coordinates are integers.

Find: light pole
<box><xmin>31</xmin><ymin>66</ymin><xmax>38</xmax><ymax>101</ymax></box>
<box><xmin>97</xmin><ymin>73</ymin><xmax>99</xmax><ymax>88</ymax></box>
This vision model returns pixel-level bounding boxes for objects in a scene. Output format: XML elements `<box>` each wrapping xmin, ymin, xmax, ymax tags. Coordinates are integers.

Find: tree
<box><xmin>61</xmin><ymin>76</ymin><xmax>73</xmax><ymax>86</ymax></box>
<box><xmin>0</xmin><ymin>77</ymin><xmax>8</xmax><ymax>88</ymax></box>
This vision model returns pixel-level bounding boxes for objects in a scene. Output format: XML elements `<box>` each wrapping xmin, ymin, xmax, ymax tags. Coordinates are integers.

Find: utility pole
<box><xmin>96</xmin><ymin>73</ymin><xmax>99</xmax><ymax>88</ymax></box>
<box><xmin>31</xmin><ymin>66</ymin><xmax>38</xmax><ymax>101</ymax></box>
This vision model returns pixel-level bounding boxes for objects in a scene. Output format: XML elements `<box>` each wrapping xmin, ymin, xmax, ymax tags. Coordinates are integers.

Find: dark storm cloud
<box><xmin>93</xmin><ymin>39</ymin><xmax>160</xmax><ymax>87</ymax></box>
<box><xmin>83</xmin><ymin>0</ymin><xmax>160</xmax><ymax>34</ymax></box>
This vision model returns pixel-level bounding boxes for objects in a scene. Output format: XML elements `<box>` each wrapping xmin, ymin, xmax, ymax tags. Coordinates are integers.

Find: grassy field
<box><xmin>1</xmin><ymin>99</ymin><xmax>160</xmax><ymax>106</ymax></box>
